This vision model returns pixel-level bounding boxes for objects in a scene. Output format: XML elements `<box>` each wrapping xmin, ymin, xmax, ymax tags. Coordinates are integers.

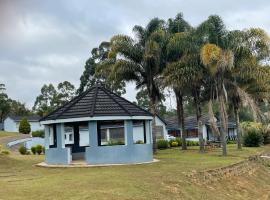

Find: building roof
<box><xmin>8</xmin><ymin>115</ymin><xmax>41</xmax><ymax>122</ymax></box>
<box><xmin>40</xmin><ymin>84</ymin><xmax>152</xmax><ymax>121</ymax></box>
<box><xmin>165</xmin><ymin>114</ymin><xmax>236</xmax><ymax>130</ymax></box>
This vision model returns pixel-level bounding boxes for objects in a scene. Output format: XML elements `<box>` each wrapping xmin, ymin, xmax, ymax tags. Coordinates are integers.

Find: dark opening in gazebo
<box><xmin>40</xmin><ymin>84</ymin><xmax>153</xmax><ymax>165</ymax></box>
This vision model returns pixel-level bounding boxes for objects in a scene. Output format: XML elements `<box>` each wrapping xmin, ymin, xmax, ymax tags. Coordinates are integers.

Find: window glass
<box><xmin>64</xmin><ymin>125</ymin><xmax>74</xmax><ymax>144</ymax></box>
<box><xmin>79</xmin><ymin>125</ymin><xmax>89</xmax><ymax>146</ymax></box>
<box><xmin>49</xmin><ymin>126</ymin><xmax>54</xmax><ymax>145</ymax></box>
<box><xmin>98</xmin><ymin>121</ymin><xmax>125</xmax><ymax>146</ymax></box>
<box><xmin>133</xmin><ymin>120</ymin><xmax>145</xmax><ymax>144</ymax></box>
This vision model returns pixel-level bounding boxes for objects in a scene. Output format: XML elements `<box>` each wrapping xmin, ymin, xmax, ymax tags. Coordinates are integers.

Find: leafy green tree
<box><xmin>78</xmin><ymin>42</ymin><xmax>126</xmax><ymax>95</ymax></box>
<box><xmin>19</xmin><ymin>117</ymin><xmax>31</xmax><ymax>134</ymax></box>
<box><xmin>163</xmin><ymin>13</ymin><xmax>202</xmax><ymax>150</ymax></box>
<box><xmin>135</xmin><ymin>88</ymin><xmax>167</xmax><ymax>118</ymax></box>
<box><xmin>9</xmin><ymin>100</ymin><xmax>31</xmax><ymax>116</ymax></box>
<box><xmin>33</xmin><ymin>84</ymin><xmax>58</xmax><ymax>117</ymax></box>
<box><xmin>57</xmin><ymin>81</ymin><xmax>76</xmax><ymax>105</ymax></box>
<box><xmin>105</xmin><ymin>18</ymin><xmax>167</xmax><ymax>153</ymax></box>
<box><xmin>0</xmin><ymin>84</ymin><xmax>10</xmax><ymax>122</ymax></box>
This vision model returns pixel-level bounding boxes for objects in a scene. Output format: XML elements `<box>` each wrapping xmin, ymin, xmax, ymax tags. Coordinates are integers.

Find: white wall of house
<box><xmin>3</xmin><ymin>117</ymin><xmax>17</xmax><ymax>132</ymax></box>
<box><xmin>4</xmin><ymin>117</ymin><xmax>44</xmax><ymax>133</ymax></box>
<box><xmin>154</xmin><ymin>116</ymin><xmax>168</xmax><ymax>138</ymax></box>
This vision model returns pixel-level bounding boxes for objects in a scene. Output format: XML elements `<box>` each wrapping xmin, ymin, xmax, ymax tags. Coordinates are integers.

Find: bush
<box><xmin>32</xmin><ymin>130</ymin><xmax>44</xmax><ymax>138</ymax></box>
<box><xmin>42</xmin><ymin>146</ymin><xmax>45</xmax><ymax>154</ymax></box>
<box><xmin>19</xmin><ymin>118</ymin><xmax>31</xmax><ymax>134</ymax></box>
<box><xmin>171</xmin><ymin>141</ymin><xmax>178</xmax><ymax>147</ymax></box>
<box><xmin>31</xmin><ymin>146</ymin><xmax>37</xmax><ymax>155</ymax></box>
<box><xmin>19</xmin><ymin>146</ymin><xmax>27</xmax><ymax>155</ymax></box>
<box><xmin>175</xmin><ymin>138</ymin><xmax>182</xmax><ymax>146</ymax></box>
<box><xmin>187</xmin><ymin>141</ymin><xmax>199</xmax><ymax>146</ymax></box>
<box><xmin>135</xmin><ymin>140</ymin><xmax>144</xmax><ymax>144</ymax></box>
<box><xmin>262</xmin><ymin>126</ymin><xmax>270</xmax><ymax>145</ymax></box>
<box><xmin>35</xmin><ymin>145</ymin><xmax>43</xmax><ymax>155</ymax></box>
<box><xmin>1</xmin><ymin>150</ymin><xmax>10</xmax><ymax>155</ymax></box>
<box><xmin>243</xmin><ymin>128</ymin><xmax>264</xmax><ymax>147</ymax></box>
<box><xmin>157</xmin><ymin>140</ymin><xmax>169</xmax><ymax>149</ymax></box>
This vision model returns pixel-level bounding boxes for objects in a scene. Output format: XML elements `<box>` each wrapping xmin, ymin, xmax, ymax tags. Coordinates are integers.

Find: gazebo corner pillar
<box><xmin>44</xmin><ymin>125</ymin><xmax>50</xmax><ymax>150</ymax></box>
<box><xmin>88</xmin><ymin>121</ymin><xmax>98</xmax><ymax>147</ymax></box>
<box><xmin>45</xmin><ymin>123</ymin><xmax>71</xmax><ymax>165</ymax></box>
<box><xmin>124</xmin><ymin>120</ymin><xmax>133</xmax><ymax>146</ymax></box>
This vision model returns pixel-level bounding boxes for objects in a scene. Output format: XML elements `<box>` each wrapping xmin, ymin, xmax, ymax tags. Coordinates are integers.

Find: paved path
<box><xmin>0</xmin><ymin>134</ymin><xmax>30</xmax><ymax>152</ymax></box>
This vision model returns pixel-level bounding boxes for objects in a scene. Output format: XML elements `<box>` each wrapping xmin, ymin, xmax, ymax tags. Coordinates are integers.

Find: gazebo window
<box><xmin>64</xmin><ymin>125</ymin><xmax>74</xmax><ymax>144</ymax></box>
<box><xmin>132</xmin><ymin>120</ymin><xmax>146</xmax><ymax>144</ymax></box>
<box><xmin>98</xmin><ymin>121</ymin><xmax>125</xmax><ymax>146</ymax></box>
<box><xmin>49</xmin><ymin>126</ymin><xmax>55</xmax><ymax>146</ymax></box>
<box><xmin>79</xmin><ymin>125</ymin><xmax>89</xmax><ymax>146</ymax></box>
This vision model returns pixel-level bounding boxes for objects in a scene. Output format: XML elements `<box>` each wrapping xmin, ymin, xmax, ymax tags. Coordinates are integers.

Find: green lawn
<box><xmin>0</xmin><ymin>133</ymin><xmax>270</xmax><ymax>200</ymax></box>
<box><xmin>0</xmin><ymin>131</ymin><xmax>20</xmax><ymax>138</ymax></box>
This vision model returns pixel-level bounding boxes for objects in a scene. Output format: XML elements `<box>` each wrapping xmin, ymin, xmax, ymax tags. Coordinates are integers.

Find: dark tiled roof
<box><xmin>165</xmin><ymin>114</ymin><xmax>236</xmax><ymax>130</ymax></box>
<box><xmin>9</xmin><ymin>115</ymin><xmax>41</xmax><ymax>122</ymax></box>
<box><xmin>40</xmin><ymin>84</ymin><xmax>152</xmax><ymax>121</ymax></box>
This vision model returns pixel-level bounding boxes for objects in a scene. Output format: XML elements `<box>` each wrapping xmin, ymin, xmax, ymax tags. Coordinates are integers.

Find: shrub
<box><xmin>31</xmin><ymin>146</ymin><xmax>37</xmax><ymax>155</ymax></box>
<box><xmin>32</xmin><ymin>130</ymin><xmax>44</xmax><ymax>138</ymax></box>
<box><xmin>19</xmin><ymin>118</ymin><xmax>31</xmax><ymax>134</ymax></box>
<box><xmin>187</xmin><ymin>141</ymin><xmax>199</xmax><ymax>146</ymax></box>
<box><xmin>19</xmin><ymin>146</ymin><xmax>27</xmax><ymax>155</ymax></box>
<box><xmin>175</xmin><ymin>138</ymin><xmax>182</xmax><ymax>146</ymax></box>
<box><xmin>171</xmin><ymin>141</ymin><xmax>178</xmax><ymax>147</ymax></box>
<box><xmin>135</xmin><ymin>140</ymin><xmax>144</xmax><ymax>144</ymax></box>
<box><xmin>243</xmin><ymin>128</ymin><xmax>264</xmax><ymax>147</ymax></box>
<box><xmin>35</xmin><ymin>145</ymin><xmax>43</xmax><ymax>155</ymax></box>
<box><xmin>262</xmin><ymin>126</ymin><xmax>270</xmax><ymax>145</ymax></box>
<box><xmin>157</xmin><ymin>140</ymin><xmax>169</xmax><ymax>149</ymax></box>
<box><xmin>1</xmin><ymin>150</ymin><xmax>10</xmax><ymax>155</ymax></box>
<box><xmin>42</xmin><ymin>146</ymin><xmax>45</xmax><ymax>154</ymax></box>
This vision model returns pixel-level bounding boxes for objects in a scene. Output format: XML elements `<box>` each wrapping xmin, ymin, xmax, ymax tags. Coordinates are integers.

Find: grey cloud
<box><xmin>0</xmin><ymin>0</ymin><xmax>269</xmax><ymax>109</ymax></box>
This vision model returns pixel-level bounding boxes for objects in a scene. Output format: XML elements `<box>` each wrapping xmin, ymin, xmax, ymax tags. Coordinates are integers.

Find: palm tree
<box><xmin>225</xmin><ymin>28</ymin><xmax>270</xmax><ymax>149</ymax></box>
<box><xmin>102</xmin><ymin>18</ymin><xmax>167</xmax><ymax>153</ymax></box>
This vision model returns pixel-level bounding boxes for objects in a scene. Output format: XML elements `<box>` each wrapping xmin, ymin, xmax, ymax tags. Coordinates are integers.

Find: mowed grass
<box><xmin>0</xmin><ymin>132</ymin><xmax>270</xmax><ymax>200</ymax></box>
<box><xmin>0</xmin><ymin>131</ymin><xmax>20</xmax><ymax>138</ymax></box>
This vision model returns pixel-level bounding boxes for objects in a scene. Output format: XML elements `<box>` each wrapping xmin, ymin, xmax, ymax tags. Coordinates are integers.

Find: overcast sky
<box><xmin>1</xmin><ymin>0</ymin><xmax>270</xmax><ymax>109</ymax></box>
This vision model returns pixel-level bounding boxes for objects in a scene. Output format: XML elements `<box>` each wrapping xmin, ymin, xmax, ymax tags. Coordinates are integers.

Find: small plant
<box><xmin>187</xmin><ymin>141</ymin><xmax>199</xmax><ymax>146</ymax></box>
<box><xmin>135</xmin><ymin>140</ymin><xmax>144</xmax><ymax>144</ymax></box>
<box><xmin>171</xmin><ymin>141</ymin><xmax>178</xmax><ymax>147</ymax></box>
<box><xmin>19</xmin><ymin>118</ymin><xmax>31</xmax><ymax>134</ymax></box>
<box><xmin>1</xmin><ymin>150</ymin><xmax>10</xmax><ymax>155</ymax></box>
<box><xmin>175</xmin><ymin>138</ymin><xmax>182</xmax><ymax>146</ymax></box>
<box><xmin>243</xmin><ymin>128</ymin><xmax>264</xmax><ymax>147</ymax></box>
<box><xmin>157</xmin><ymin>140</ymin><xmax>169</xmax><ymax>149</ymax></box>
<box><xmin>35</xmin><ymin>145</ymin><xmax>43</xmax><ymax>155</ymax></box>
<box><xmin>32</xmin><ymin>130</ymin><xmax>44</xmax><ymax>138</ymax></box>
<box><xmin>31</xmin><ymin>146</ymin><xmax>37</xmax><ymax>155</ymax></box>
<box><xmin>262</xmin><ymin>126</ymin><xmax>270</xmax><ymax>145</ymax></box>
<box><xmin>19</xmin><ymin>146</ymin><xmax>27</xmax><ymax>155</ymax></box>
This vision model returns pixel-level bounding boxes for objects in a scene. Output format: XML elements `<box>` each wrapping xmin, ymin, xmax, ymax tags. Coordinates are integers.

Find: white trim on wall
<box><xmin>40</xmin><ymin>116</ymin><xmax>153</xmax><ymax>125</ymax></box>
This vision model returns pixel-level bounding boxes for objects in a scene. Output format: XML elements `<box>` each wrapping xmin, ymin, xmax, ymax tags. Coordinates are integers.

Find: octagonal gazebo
<box><xmin>40</xmin><ymin>84</ymin><xmax>153</xmax><ymax>165</ymax></box>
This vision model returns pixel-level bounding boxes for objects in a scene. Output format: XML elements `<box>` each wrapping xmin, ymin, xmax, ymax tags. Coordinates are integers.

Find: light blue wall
<box><xmin>45</xmin><ymin>123</ymin><xmax>71</xmax><ymax>165</ymax></box>
<box><xmin>85</xmin><ymin>120</ymin><xmax>153</xmax><ymax>165</ymax></box>
<box><xmin>44</xmin><ymin>120</ymin><xmax>153</xmax><ymax>165</ymax></box>
<box><xmin>85</xmin><ymin>144</ymin><xmax>153</xmax><ymax>164</ymax></box>
<box><xmin>45</xmin><ymin>148</ymin><xmax>71</xmax><ymax>165</ymax></box>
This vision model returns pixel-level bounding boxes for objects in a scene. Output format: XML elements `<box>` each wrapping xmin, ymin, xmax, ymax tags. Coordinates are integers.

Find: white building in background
<box><xmin>4</xmin><ymin>115</ymin><xmax>44</xmax><ymax>133</ymax></box>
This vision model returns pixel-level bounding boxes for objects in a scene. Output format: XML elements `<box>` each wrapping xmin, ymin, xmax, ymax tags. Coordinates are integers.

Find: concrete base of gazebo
<box><xmin>36</xmin><ymin>159</ymin><xmax>159</xmax><ymax>168</ymax></box>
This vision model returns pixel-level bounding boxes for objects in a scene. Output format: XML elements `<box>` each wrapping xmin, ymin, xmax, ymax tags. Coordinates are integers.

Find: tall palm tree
<box><xmin>225</xmin><ymin>28</ymin><xmax>270</xmax><ymax>149</ymax></box>
<box><xmin>102</xmin><ymin>18</ymin><xmax>167</xmax><ymax>153</ymax></box>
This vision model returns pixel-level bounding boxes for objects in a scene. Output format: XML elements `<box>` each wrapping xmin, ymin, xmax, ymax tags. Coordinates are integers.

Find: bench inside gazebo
<box><xmin>40</xmin><ymin>84</ymin><xmax>153</xmax><ymax>165</ymax></box>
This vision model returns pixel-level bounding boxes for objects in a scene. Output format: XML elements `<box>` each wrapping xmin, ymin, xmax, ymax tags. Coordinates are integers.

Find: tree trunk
<box><xmin>234</xmin><ymin>106</ymin><xmax>242</xmax><ymax>150</ymax></box>
<box><xmin>149</xmin><ymin>98</ymin><xmax>157</xmax><ymax>154</ymax></box>
<box><xmin>219</xmin><ymin>95</ymin><xmax>227</xmax><ymax>156</ymax></box>
<box><xmin>175</xmin><ymin>89</ymin><xmax>187</xmax><ymax>150</ymax></box>
<box><xmin>194</xmin><ymin>92</ymin><xmax>204</xmax><ymax>153</ymax></box>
